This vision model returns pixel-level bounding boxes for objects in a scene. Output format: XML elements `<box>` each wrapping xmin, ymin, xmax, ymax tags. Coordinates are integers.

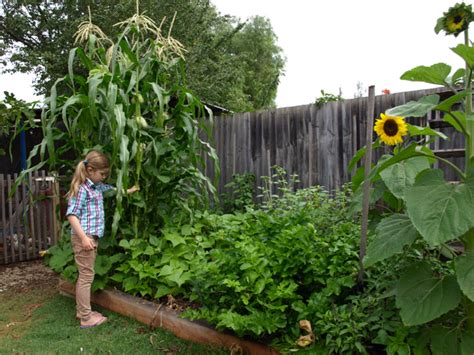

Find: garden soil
<box><xmin>0</xmin><ymin>259</ymin><xmax>58</xmax><ymax>294</ymax></box>
<box><xmin>0</xmin><ymin>259</ymin><xmax>59</xmax><ymax>340</ymax></box>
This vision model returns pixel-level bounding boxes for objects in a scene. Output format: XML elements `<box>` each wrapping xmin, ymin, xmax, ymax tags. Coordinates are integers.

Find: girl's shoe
<box><xmin>80</xmin><ymin>313</ymin><xmax>107</xmax><ymax>329</ymax></box>
<box><xmin>76</xmin><ymin>311</ymin><xmax>104</xmax><ymax>320</ymax></box>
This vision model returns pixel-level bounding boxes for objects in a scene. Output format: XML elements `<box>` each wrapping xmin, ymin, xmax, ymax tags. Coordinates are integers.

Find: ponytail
<box><xmin>66</xmin><ymin>160</ymin><xmax>88</xmax><ymax>198</ymax></box>
<box><xmin>66</xmin><ymin>150</ymin><xmax>110</xmax><ymax>198</ymax></box>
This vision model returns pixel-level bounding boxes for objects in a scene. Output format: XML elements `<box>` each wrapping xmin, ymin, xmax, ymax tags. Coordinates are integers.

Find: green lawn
<box><xmin>0</xmin><ymin>286</ymin><xmax>226</xmax><ymax>354</ymax></box>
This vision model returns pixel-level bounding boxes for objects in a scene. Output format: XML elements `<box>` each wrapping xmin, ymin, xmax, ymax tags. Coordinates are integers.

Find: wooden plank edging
<box><xmin>59</xmin><ymin>280</ymin><xmax>280</xmax><ymax>355</ymax></box>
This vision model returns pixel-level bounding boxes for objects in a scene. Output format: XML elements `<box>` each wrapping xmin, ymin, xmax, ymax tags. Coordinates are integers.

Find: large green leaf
<box><xmin>380</xmin><ymin>157</ymin><xmax>430</xmax><ymax>199</ymax></box>
<box><xmin>455</xmin><ymin>252</ymin><xmax>474</xmax><ymax>302</ymax></box>
<box><xmin>48</xmin><ymin>246</ymin><xmax>74</xmax><ymax>273</ymax></box>
<box><xmin>451</xmin><ymin>44</ymin><xmax>474</xmax><ymax>69</ymax></box>
<box><xmin>386</xmin><ymin>95</ymin><xmax>440</xmax><ymax>117</ymax></box>
<box><xmin>407</xmin><ymin>124</ymin><xmax>447</xmax><ymax>139</ymax></box>
<box><xmin>396</xmin><ymin>263</ymin><xmax>461</xmax><ymax>326</ymax></box>
<box><xmin>436</xmin><ymin>92</ymin><xmax>471</xmax><ymax>112</ymax></box>
<box><xmin>168</xmin><ymin>269</ymin><xmax>191</xmax><ymax>287</ymax></box>
<box><xmin>444</xmin><ymin>111</ymin><xmax>467</xmax><ymax>133</ymax></box>
<box><xmin>400</xmin><ymin>63</ymin><xmax>451</xmax><ymax>85</ymax></box>
<box><xmin>95</xmin><ymin>254</ymin><xmax>113</xmax><ymax>276</ymax></box>
<box><xmin>430</xmin><ymin>327</ymin><xmax>474</xmax><ymax>355</ymax></box>
<box><xmin>364</xmin><ymin>214</ymin><xmax>419</xmax><ymax>267</ymax></box>
<box><xmin>461</xmin><ymin>332</ymin><xmax>474</xmax><ymax>355</ymax></box>
<box><xmin>430</xmin><ymin>326</ymin><xmax>461</xmax><ymax>355</ymax></box>
<box><xmin>367</xmin><ymin>143</ymin><xmax>434</xmax><ymax>182</ymax></box>
<box><xmin>406</xmin><ymin>170</ymin><xmax>474</xmax><ymax>245</ymax></box>
<box><xmin>347</xmin><ymin>140</ymin><xmax>381</xmax><ymax>171</ymax></box>
<box><xmin>448</xmin><ymin>68</ymin><xmax>466</xmax><ymax>86</ymax></box>
<box><xmin>163</xmin><ymin>231</ymin><xmax>186</xmax><ymax>247</ymax></box>
<box><xmin>349</xmin><ymin>179</ymin><xmax>386</xmax><ymax>214</ymax></box>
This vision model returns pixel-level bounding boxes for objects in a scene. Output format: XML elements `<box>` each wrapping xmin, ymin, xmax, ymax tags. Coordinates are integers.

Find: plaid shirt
<box><xmin>66</xmin><ymin>179</ymin><xmax>113</xmax><ymax>238</ymax></box>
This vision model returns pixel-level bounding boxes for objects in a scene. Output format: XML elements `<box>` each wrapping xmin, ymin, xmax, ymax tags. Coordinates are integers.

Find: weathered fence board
<box><xmin>210</xmin><ymin>87</ymin><xmax>462</xmax><ymax>194</ymax></box>
<box><xmin>0</xmin><ymin>171</ymin><xmax>59</xmax><ymax>264</ymax></box>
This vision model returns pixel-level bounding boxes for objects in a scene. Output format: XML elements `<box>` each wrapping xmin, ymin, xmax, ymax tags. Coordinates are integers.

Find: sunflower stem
<box><xmin>462</xmin><ymin>26</ymin><xmax>474</xmax><ymax>333</ymax></box>
<box><xmin>464</xmin><ymin>29</ymin><xmax>474</xmax><ymax>172</ymax></box>
<box><xmin>411</xmin><ymin>151</ymin><xmax>467</xmax><ymax>180</ymax></box>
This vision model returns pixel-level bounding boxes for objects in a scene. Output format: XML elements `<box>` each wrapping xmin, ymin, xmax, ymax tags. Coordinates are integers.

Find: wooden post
<box><xmin>7</xmin><ymin>175</ymin><xmax>15</xmax><ymax>263</ymax></box>
<box><xmin>40</xmin><ymin>171</ymin><xmax>48</xmax><ymax>251</ymax></box>
<box><xmin>22</xmin><ymin>175</ymin><xmax>30</xmax><ymax>260</ymax></box>
<box><xmin>15</xmin><ymin>173</ymin><xmax>24</xmax><ymax>261</ymax></box>
<box><xmin>358</xmin><ymin>86</ymin><xmax>376</xmax><ymax>285</ymax></box>
<box><xmin>0</xmin><ymin>174</ymin><xmax>6</xmax><ymax>264</ymax></box>
<box><xmin>28</xmin><ymin>172</ymin><xmax>37</xmax><ymax>258</ymax></box>
<box><xmin>51</xmin><ymin>176</ymin><xmax>61</xmax><ymax>246</ymax></box>
<box><xmin>33</xmin><ymin>171</ymin><xmax>41</xmax><ymax>255</ymax></box>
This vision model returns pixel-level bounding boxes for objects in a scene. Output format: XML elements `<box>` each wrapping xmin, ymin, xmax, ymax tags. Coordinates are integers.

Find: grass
<box><xmin>0</xmin><ymin>286</ymin><xmax>227</xmax><ymax>354</ymax></box>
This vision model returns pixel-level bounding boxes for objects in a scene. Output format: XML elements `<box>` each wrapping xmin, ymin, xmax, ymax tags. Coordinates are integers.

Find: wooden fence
<box><xmin>206</xmin><ymin>87</ymin><xmax>463</xmax><ymax>195</ymax></box>
<box><xmin>0</xmin><ymin>171</ymin><xmax>60</xmax><ymax>264</ymax></box>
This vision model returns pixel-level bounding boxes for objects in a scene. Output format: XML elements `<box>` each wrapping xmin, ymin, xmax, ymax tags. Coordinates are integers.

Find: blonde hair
<box><xmin>67</xmin><ymin>150</ymin><xmax>110</xmax><ymax>197</ymax></box>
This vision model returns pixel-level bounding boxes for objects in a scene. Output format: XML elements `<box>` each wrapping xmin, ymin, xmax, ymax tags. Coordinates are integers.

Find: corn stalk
<box><xmin>21</xmin><ymin>6</ymin><xmax>218</xmax><ymax>239</ymax></box>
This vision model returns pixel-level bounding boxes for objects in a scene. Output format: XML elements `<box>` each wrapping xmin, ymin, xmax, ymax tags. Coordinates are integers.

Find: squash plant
<box><xmin>20</xmin><ymin>5</ymin><xmax>218</xmax><ymax>236</ymax></box>
<box><xmin>352</xmin><ymin>3</ymin><xmax>474</xmax><ymax>351</ymax></box>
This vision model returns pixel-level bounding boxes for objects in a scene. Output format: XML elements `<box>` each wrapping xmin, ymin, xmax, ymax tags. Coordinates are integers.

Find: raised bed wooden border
<box><xmin>59</xmin><ymin>280</ymin><xmax>279</xmax><ymax>354</ymax></box>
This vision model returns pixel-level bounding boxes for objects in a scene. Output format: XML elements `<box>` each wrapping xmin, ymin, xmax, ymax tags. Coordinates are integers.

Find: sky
<box><xmin>0</xmin><ymin>0</ymin><xmax>467</xmax><ymax>108</ymax></box>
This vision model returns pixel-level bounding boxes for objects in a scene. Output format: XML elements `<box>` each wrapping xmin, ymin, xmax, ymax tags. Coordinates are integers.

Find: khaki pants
<box><xmin>71</xmin><ymin>234</ymin><xmax>98</xmax><ymax>321</ymax></box>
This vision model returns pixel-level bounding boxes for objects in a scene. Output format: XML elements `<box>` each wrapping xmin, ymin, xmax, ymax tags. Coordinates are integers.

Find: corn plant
<box><xmin>20</xmin><ymin>5</ymin><xmax>218</xmax><ymax>238</ymax></box>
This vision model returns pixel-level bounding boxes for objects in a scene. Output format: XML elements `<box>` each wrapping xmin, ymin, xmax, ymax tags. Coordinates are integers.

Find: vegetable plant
<box><xmin>351</xmin><ymin>3</ymin><xmax>474</xmax><ymax>351</ymax></box>
<box><xmin>20</xmin><ymin>4</ymin><xmax>218</xmax><ymax>237</ymax></box>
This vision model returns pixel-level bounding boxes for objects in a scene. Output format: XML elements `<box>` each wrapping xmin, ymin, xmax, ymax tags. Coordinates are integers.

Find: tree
<box><xmin>0</xmin><ymin>0</ymin><xmax>285</xmax><ymax>112</ymax></box>
<box><xmin>230</xmin><ymin>16</ymin><xmax>286</xmax><ymax>111</ymax></box>
<box><xmin>0</xmin><ymin>92</ymin><xmax>36</xmax><ymax>156</ymax></box>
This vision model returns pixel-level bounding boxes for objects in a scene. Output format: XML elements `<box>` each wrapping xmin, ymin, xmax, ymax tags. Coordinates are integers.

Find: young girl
<box><xmin>66</xmin><ymin>150</ymin><xmax>138</xmax><ymax>329</ymax></box>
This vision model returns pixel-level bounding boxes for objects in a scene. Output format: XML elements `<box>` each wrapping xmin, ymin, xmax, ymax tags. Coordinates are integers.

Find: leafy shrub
<box><xmin>314</xmin><ymin>90</ymin><xmax>343</xmax><ymax>108</ymax></box>
<box><xmin>47</xmin><ymin>169</ymin><xmax>446</xmax><ymax>352</ymax></box>
<box><xmin>180</xmin><ymin>186</ymin><xmax>391</xmax><ymax>352</ymax></box>
<box><xmin>221</xmin><ymin>173</ymin><xmax>255</xmax><ymax>212</ymax></box>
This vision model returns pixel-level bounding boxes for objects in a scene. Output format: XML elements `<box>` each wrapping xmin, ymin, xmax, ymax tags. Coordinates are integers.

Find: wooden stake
<box><xmin>0</xmin><ymin>175</ymin><xmax>6</xmax><ymax>263</ymax></box>
<box><xmin>358</xmin><ymin>85</ymin><xmax>375</xmax><ymax>285</ymax></box>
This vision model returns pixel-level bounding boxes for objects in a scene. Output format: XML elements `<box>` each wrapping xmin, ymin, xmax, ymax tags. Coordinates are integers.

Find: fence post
<box><xmin>0</xmin><ymin>174</ymin><xmax>6</xmax><ymax>263</ymax></box>
<box><xmin>51</xmin><ymin>176</ymin><xmax>60</xmax><ymax>245</ymax></box>
<box><xmin>358</xmin><ymin>85</ymin><xmax>375</xmax><ymax>285</ymax></box>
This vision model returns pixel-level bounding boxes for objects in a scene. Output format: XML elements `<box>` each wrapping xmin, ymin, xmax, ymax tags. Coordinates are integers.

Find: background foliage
<box><xmin>47</xmin><ymin>168</ymin><xmax>450</xmax><ymax>353</ymax></box>
<box><xmin>0</xmin><ymin>0</ymin><xmax>285</xmax><ymax>112</ymax></box>
<box><xmin>0</xmin><ymin>92</ymin><xmax>36</xmax><ymax>156</ymax></box>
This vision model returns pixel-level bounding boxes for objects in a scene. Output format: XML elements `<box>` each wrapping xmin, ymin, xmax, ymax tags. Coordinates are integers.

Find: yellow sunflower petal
<box><xmin>440</xmin><ymin>3</ymin><xmax>473</xmax><ymax>36</ymax></box>
<box><xmin>373</xmin><ymin>114</ymin><xmax>408</xmax><ymax>146</ymax></box>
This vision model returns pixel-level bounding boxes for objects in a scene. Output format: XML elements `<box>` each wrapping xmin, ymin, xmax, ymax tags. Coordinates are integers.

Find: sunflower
<box><xmin>435</xmin><ymin>3</ymin><xmax>473</xmax><ymax>37</ymax></box>
<box><xmin>374</xmin><ymin>114</ymin><xmax>408</xmax><ymax>146</ymax></box>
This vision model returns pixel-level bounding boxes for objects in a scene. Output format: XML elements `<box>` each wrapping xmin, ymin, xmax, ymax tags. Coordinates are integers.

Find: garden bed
<box><xmin>59</xmin><ymin>280</ymin><xmax>279</xmax><ymax>354</ymax></box>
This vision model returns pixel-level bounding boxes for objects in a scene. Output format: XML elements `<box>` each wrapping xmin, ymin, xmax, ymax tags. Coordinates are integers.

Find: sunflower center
<box><xmin>383</xmin><ymin>119</ymin><xmax>399</xmax><ymax>136</ymax></box>
<box><xmin>454</xmin><ymin>15</ymin><xmax>463</xmax><ymax>24</ymax></box>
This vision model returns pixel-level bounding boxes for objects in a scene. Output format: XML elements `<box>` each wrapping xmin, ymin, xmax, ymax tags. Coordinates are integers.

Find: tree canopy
<box><xmin>0</xmin><ymin>0</ymin><xmax>285</xmax><ymax>112</ymax></box>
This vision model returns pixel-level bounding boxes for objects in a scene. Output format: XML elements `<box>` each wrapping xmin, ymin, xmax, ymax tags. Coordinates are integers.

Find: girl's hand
<box><xmin>127</xmin><ymin>185</ymin><xmax>140</xmax><ymax>194</ymax></box>
<box><xmin>81</xmin><ymin>236</ymin><xmax>96</xmax><ymax>251</ymax></box>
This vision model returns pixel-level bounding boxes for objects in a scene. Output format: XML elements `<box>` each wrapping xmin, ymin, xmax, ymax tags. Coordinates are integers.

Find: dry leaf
<box><xmin>296</xmin><ymin>334</ymin><xmax>315</xmax><ymax>347</ymax></box>
<box><xmin>299</xmin><ymin>319</ymin><xmax>312</xmax><ymax>333</ymax></box>
<box><xmin>230</xmin><ymin>343</ymin><xmax>244</xmax><ymax>355</ymax></box>
<box><xmin>296</xmin><ymin>320</ymin><xmax>316</xmax><ymax>347</ymax></box>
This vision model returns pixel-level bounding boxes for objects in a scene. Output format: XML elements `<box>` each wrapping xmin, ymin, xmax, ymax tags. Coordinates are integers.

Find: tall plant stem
<box><xmin>463</xmin><ymin>28</ymin><xmax>474</xmax><ymax>331</ymax></box>
<box><xmin>133</xmin><ymin>12</ymin><xmax>142</xmax><ymax>239</ymax></box>
<box><xmin>464</xmin><ymin>29</ymin><xmax>474</xmax><ymax>171</ymax></box>
<box><xmin>462</xmin><ymin>228</ymin><xmax>474</xmax><ymax>330</ymax></box>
